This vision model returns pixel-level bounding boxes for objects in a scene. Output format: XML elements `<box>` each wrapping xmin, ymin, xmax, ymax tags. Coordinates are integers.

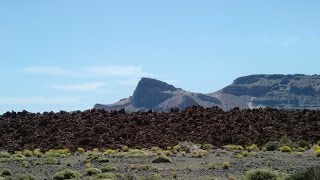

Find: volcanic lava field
<box><xmin>0</xmin><ymin>106</ymin><xmax>319</xmax><ymax>151</ymax></box>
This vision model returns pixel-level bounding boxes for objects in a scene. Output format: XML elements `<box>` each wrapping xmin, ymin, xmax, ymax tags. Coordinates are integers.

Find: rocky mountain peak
<box><xmin>131</xmin><ymin>77</ymin><xmax>178</xmax><ymax>109</ymax></box>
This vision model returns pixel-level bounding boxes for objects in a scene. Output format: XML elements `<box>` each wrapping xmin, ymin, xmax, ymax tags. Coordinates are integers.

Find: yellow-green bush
<box><xmin>33</xmin><ymin>149</ymin><xmax>42</xmax><ymax>158</ymax></box>
<box><xmin>223</xmin><ymin>162</ymin><xmax>230</xmax><ymax>169</ymax></box>
<box><xmin>22</xmin><ymin>149</ymin><xmax>33</xmax><ymax>157</ymax></box>
<box><xmin>280</xmin><ymin>146</ymin><xmax>292</xmax><ymax>152</ymax></box>
<box><xmin>77</xmin><ymin>147</ymin><xmax>85</xmax><ymax>154</ymax></box>
<box><xmin>86</xmin><ymin>168</ymin><xmax>102</xmax><ymax>176</ymax></box>
<box><xmin>315</xmin><ymin>149</ymin><xmax>320</xmax><ymax>157</ymax></box>
<box><xmin>224</xmin><ymin>145</ymin><xmax>244</xmax><ymax>151</ymax></box>
<box><xmin>53</xmin><ymin>169</ymin><xmax>82</xmax><ymax>180</ymax></box>
<box><xmin>246</xmin><ymin>144</ymin><xmax>259</xmax><ymax>152</ymax></box>
<box><xmin>152</xmin><ymin>155</ymin><xmax>172</xmax><ymax>163</ymax></box>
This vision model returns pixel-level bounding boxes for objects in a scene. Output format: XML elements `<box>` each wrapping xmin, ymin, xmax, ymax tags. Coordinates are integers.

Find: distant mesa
<box><xmin>94</xmin><ymin>74</ymin><xmax>320</xmax><ymax>112</ymax></box>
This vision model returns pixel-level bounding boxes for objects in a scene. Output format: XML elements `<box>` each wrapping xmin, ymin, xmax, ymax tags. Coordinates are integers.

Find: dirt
<box><xmin>0</xmin><ymin>148</ymin><xmax>319</xmax><ymax>179</ymax></box>
<box><xmin>0</xmin><ymin>106</ymin><xmax>320</xmax><ymax>151</ymax></box>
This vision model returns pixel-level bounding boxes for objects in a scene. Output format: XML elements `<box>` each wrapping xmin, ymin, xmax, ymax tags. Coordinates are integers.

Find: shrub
<box><xmin>228</xmin><ymin>175</ymin><xmax>237</xmax><ymax>180</ymax></box>
<box><xmin>77</xmin><ymin>147</ymin><xmax>85</xmax><ymax>154</ymax></box>
<box><xmin>11</xmin><ymin>154</ymin><xmax>26</xmax><ymax>161</ymax></box>
<box><xmin>86</xmin><ymin>168</ymin><xmax>102</xmax><ymax>176</ymax></box>
<box><xmin>244</xmin><ymin>168</ymin><xmax>286</xmax><ymax>180</ymax></box>
<box><xmin>207</xmin><ymin>162</ymin><xmax>216</xmax><ymax>170</ymax></box>
<box><xmin>0</xmin><ymin>152</ymin><xmax>10</xmax><ymax>159</ymax></box>
<box><xmin>192</xmin><ymin>149</ymin><xmax>208</xmax><ymax>158</ymax></box>
<box><xmin>294</xmin><ymin>152</ymin><xmax>303</xmax><ymax>157</ymax></box>
<box><xmin>44</xmin><ymin>157</ymin><xmax>60</xmax><ymax>165</ymax></box>
<box><xmin>97</xmin><ymin>157</ymin><xmax>110</xmax><ymax>163</ymax></box>
<box><xmin>104</xmin><ymin>149</ymin><xmax>116</xmax><ymax>156</ymax></box>
<box><xmin>265</xmin><ymin>141</ymin><xmax>281</xmax><ymax>151</ymax></box>
<box><xmin>315</xmin><ymin>149</ymin><xmax>320</xmax><ymax>157</ymax></box>
<box><xmin>246</xmin><ymin>144</ymin><xmax>259</xmax><ymax>152</ymax></box>
<box><xmin>201</xmin><ymin>144</ymin><xmax>214</xmax><ymax>150</ymax></box>
<box><xmin>280</xmin><ymin>137</ymin><xmax>294</xmax><ymax>148</ymax></box>
<box><xmin>163</xmin><ymin>150</ymin><xmax>172</xmax><ymax>156</ymax></box>
<box><xmin>224</xmin><ymin>145</ymin><xmax>244</xmax><ymax>151</ymax></box>
<box><xmin>237</xmin><ymin>154</ymin><xmax>244</xmax><ymax>160</ymax></box>
<box><xmin>101</xmin><ymin>165</ymin><xmax>119</xmax><ymax>172</ymax></box>
<box><xmin>131</xmin><ymin>164</ymin><xmax>158</xmax><ymax>171</ymax></box>
<box><xmin>33</xmin><ymin>149</ymin><xmax>42</xmax><ymax>158</ymax></box>
<box><xmin>22</xmin><ymin>149</ymin><xmax>33</xmax><ymax>157</ymax></box>
<box><xmin>152</xmin><ymin>155</ymin><xmax>172</xmax><ymax>163</ymax></box>
<box><xmin>121</xmin><ymin>145</ymin><xmax>129</xmax><ymax>152</ymax></box>
<box><xmin>16</xmin><ymin>173</ymin><xmax>36</xmax><ymax>180</ymax></box>
<box><xmin>242</xmin><ymin>150</ymin><xmax>249</xmax><ymax>157</ymax></box>
<box><xmin>96</xmin><ymin>173</ymin><xmax>116</xmax><ymax>179</ymax></box>
<box><xmin>296</xmin><ymin>147</ymin><xmax>305</xmax><ymax>152</ymax></box>
<box><xmin>53</xmin><ymin>169</ymin><xmax>82</xmax><ymax>180</ymax></box>
<box><xmin>280</xmin><ymin>146</ymin><xmax>292</xmax><ymax>152</ymax></box>
<box><xmin>295</xmin><ymin>140</ymin><xmax>310</xmax><ymax>148</ymax></box>
<box><xmin>45</xmin><ymin>149</ymin><xmax>70</xmax><ymax>157</ymax></box>
<box><xmin>286</xmin><ymin>166</ymin><xmax>320</xmax><ymax>180</ymax></box>
<box><xmin>223</xmin><ymin>162</ymin><xmax>230</xmax><ymax>169</ymax></box>
<box><xmin>0</xmin><ymin>169</ymin><xmax>12</xmax><ymax>176</ymax></box>
<box><xmin>173</xmin><ymin>144</ymin><xmax>182</xmax><ymax>152</ymax></box>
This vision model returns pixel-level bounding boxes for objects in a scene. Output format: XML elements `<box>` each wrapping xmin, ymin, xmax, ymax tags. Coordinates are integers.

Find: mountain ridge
<box><xmin>94</xmin><ymin>74</ymin><xmax>320</xmax><ymax>111</ymax></box>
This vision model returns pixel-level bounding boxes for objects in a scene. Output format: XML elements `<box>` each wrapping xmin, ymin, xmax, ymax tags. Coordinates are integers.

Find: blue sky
<box><xmin>1</xmin><ymin>1</ymin><xmax>320</xmax><ymax>113</ymax></box>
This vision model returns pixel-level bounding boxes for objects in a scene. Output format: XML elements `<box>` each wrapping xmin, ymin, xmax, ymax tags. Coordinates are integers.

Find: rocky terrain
<box><xmin>95</xmin><ymin>74</ymin><xmax>320</xmax><ymax>112</ymax></box>
<box><xmin>0</xmin><ymin>106</ymin><xmax>319</xmax><ymax>151</ymax></box>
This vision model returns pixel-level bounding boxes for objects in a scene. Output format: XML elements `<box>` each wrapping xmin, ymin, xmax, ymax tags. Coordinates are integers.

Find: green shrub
<box><xmin>16</xmin><ymin>173</ymin><xmax>36</xmax><ymax>180</ymax></box>
<box><xmin>33</xmin><ymin>149</ymin><xmax>42</xmax><ymax>158</ymax></box>
<box><xmin>286</xmin><ymin>166</ymin><xmax>320</xmax><ymax>180</ymax></box>
<box><xmin>224</xmin><ymin>145</ymin><xmax>244</xmax><ymax>150</ymax></box>
<box><xmin>44</xmin><ymin>157</ymin><xmax>60</xmax><ymax>165</ymax></box>
<box><xmin>280</xmin><ymin>137</ymin><xmax>294</xmax><ymax>148</ymax></box>
<box><xmin>45</xmin><ymin>149</ymin><xmax>70</xmax><ymax>157</ymax></box>
<box><xmin>280</xmin><ymin>146</ymin><xmax>292</xmax><ymax>152</ymax></box>
<box><xmin>173</xmin><ymin>144</ymin><xmax>182</xmax><ymax>152</ymax></box>
<box><xmin>104</xmin><ymin>149</ymin><xmax>116</xmax><ymax>156</ymax></box>
<box><xmin>237</xmin><ymin>154</ymin><xmax>244</xmax><ymax>159</ymax></box>
<box><xmin>294</xmin><ymin>152</ymin><xmax>303</xmax><ymax>157</ymax></box>
<box><xmin>242</xmin><ymin>150</ymin><xmax>249</xmax><ymax>157</ymax></box>
<box><xmin>223</xmin><ymin>162</ymin><xmax>230</xmax><ymax>169</ymax></box>
<box><xmin>22</xmin><ymin>149</ymin><xmax>33</xmax><ymax>157</ymax></box>
<box><xmin>131</xmin><ymin>164</ymin><xmax>158</xmax><ymax>171</ymax></box>
<box><xmin>53</xmin><ymin>169</ymin><xmax>82</xmax><ymax>180</ymax></box>
<box><xmin>201</xmin><ymin>144</ymin><xmax>214</xmax><ymax>150</ymax></box>
<box><xmin>207</xmin><ymin>162</ymin><xmax>216</xmax><ymax>170</ymax></box>
<box><xmin>0</xmin><ymin>169</ymin><xmax>12</xmax><ymax>176</ymax></box>
<box><xmin>101</xmin><ymin>165</ymin><xmax>119</xmax><ymax>172</ymax></box>
<box><xmin>0</xmin><ymin>152</ymin><xmax>10</xmax><ymax>159</ymax></box>
<box><xmin>296</xmin><ymin>147</ymin><xmax>305</xmax><ymax>152</ymax></box>
<box><xmin>121</xmin><ymin>145</ymin><xmax>129</xmax><ymax>152</ymax></box>
<box><xmin>97</xmin><ymin>157</ymin><xmax>110</xmax><ymax>163</ymax></box>
<box><xmin>11</xmin><ymin>154</ymin><xmax>26</xmax><ymax>161</ymax></box>
<box><xmin>152</xmin><ymin>155</ymin><xmax>172</xmax><ymax>163</ymax></box>
<box><xmin>295</xmin><ymin>140</ymin><xmax>310</xmax><ymax>148</ymax></box>
<box><xmin>315</xmin><ymin>149</ymin><xmax>320</xmax><ymax>157</ymax></box>
<box><xmin>244</xmin><ymin>168</ymin><xmax>286</xmax><ymax>180</ymax></box>
<box><xmin>77</xmin><ymin>147</ymin><xmax>85</xmax><ymax>154</ymax></box>
<box><xmin>96</xmin><ymin>173</ymin><xmax>116</xmax><ymax>179</ymax></box>
<box><xmin>192</xmin><ymin>149</ymin><xmax>208</xmax><ymax>158</ymax></box>
<box><xmin>246</xmin><ymin>144</ymin><xmax>259</xmax><ymax>152</ymax></box>
<box><xmin>86</xmin><ymin>168</ymin><xmax>102</xmax><ymax>176</ymax></box>
<box><xmin>265</xmin><ymin>141</ymin><xmax>281</xmax><ymax>151</ymax></box>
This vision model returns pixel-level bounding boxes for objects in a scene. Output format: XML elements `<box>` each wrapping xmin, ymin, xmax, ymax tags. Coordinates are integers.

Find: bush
<box><xmin>280</xmin><ymin>146</ymin><xmax>292</xmax><ymax>152</ymax></box>
<box><xmin>131</xmin><ymin>164</ymin><xmax>158</xmax><ymax>171</ymax></box>
<box><xmin>152</xmin><ymin>155</ymin><xmax>172</xmax><ymax>163</ymax></box>
<box><xmin>265</xmin><ymin>141</ymin><xmax>281</xmax><ymax>151</ymax></box>
<box><xmin>86</xmin><ymin>168</ymin><xmax>102</xmax><ymax>176</ymax></box>
<box><xmin>246</xmin><ymin>144</ymin><xmax>259</xmax><ymax>152</ymax></box>
<box><xmin>45</xmin><ymin>149</ymin><xmax>70</xmax><ymax>157</ymax></box>
<box><xmin>242</xmin><ymin>150</ymin><xmax>249</xmax><ymax>157</ymax></box>
<box><xmin>22</xmin><ymin>149</ymin><xmax>33</xmax><ymax>157</ymax></box>
<box><xmin>201</xmin><ymin>144</ymin><xmax>214</xmax><ymax>150</ymax></box>
<box><xmin>315</xmin><ymin>149</ymin><xmax>320</xmax><ymax>157</ymax></box>
<box><xmin>295</xmin><ymin>140</ymin><xmax>310</xmax><ymax>148</ymax></box>
<box><xmin>77</xmin><ymin>147</ymin><xmax>85</xmax><ymax>154</ymax></box>
<box><xmin>296</xmin><ymin>147</ymin><xmax>305</xmax><ymax>152</ymax></box>
<box><xmin>286</xmin><ymin>166</ymin><xmax>320</xmax><ymax>180</ymax></box>
<box><xmin>237</xmin><ymin>154</ymin><xmax>244</xmax><ymax>159</ymax></box>
<box><xmin>294</xmin><ymin>152</ymin><xmax>303</xmax><ymax>157</ymax></box>
<box><xmin>101</xmin><ymin>165</ymin><xmax>119</xmax><ymax>172</ymax></box>
<box><xmin>223</xmin><ymin>162</ymin><xmax>230</xmax><ymax>169</ymax></box>
<box><xmin>97</xmin><ymin>157</ymin><xmax>110</xmax><ymax>163</ymax></box>
<box><xmin>104</xmin><ymin>149</ymin><xmax>116</xmax><ymax>156</ymax></box>
<box><xmin>96</xmin><ymin>173</ymin><xmax>116</xmax><ymax>179</ymax></box>
<box><xmin>244</xmin><ymin>168</ymin><xmax>286</xmax><ymax>180</ymax></box>
<box><xmin>224</xmin><ymin>145</ymin><xmax>244</xmax><ymax>150</ymax></box>
<box><xmin>0</xmin><ymin>152</ymin><xmax>10</xmax><ymax>159</ymax></box>
<box><xmin>16</xmin><ymin>173</ymin><xmax>36</xmax><ymax>180</ymax></box>
<box><xmin>207</xmin><ymin>162</ymin><xmax>216</xmax><ymax>170</ymax></box>
<box><xmin>11</xmin><ymin>154</ymin><xmax>26</xmax><ymax>161</ymax></box>
<box><xmin>33</xmin><ymin>149</ymin><xmax>42</xmax><ymax>158</ymax></box>
<box><xmin>192</xmin><ymin>149</ymin><xmax>208</xmax><ymax>158</ymax></box>
<box><xmin>0</xmin><ymin>169</ymin><xmax>12</xmax><ymax>176</ymax></box>
<box><xmin>53</xmin><ymin>169</ymin><xmax>82</xmax><ymax>180</ymax></box>
<box><xmin>44</xmin><ymin>157</ymin><xmax>60</xmax><ymax>165</ymax></box>
<box><xmin>173</xmin><ymin>144</ymin><xmax>182</xmax><ymax>152</ymax></box>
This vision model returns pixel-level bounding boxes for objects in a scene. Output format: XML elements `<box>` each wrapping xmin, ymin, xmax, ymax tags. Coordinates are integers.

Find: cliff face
<box><xmin>95</xmin><ymin>74</ymin><xmax>320</xmax><ymax>111</ymax></box>
<box><xmin>210</xmin><ymin>74</ymin><xmax>320</xmax><ymax>110</ymax></box>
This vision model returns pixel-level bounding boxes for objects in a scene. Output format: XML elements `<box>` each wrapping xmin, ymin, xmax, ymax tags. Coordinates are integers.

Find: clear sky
<box><xmin>1</xmin><ymin>1</ymin><xmax>320</xmax><ymax>113</ymax></box>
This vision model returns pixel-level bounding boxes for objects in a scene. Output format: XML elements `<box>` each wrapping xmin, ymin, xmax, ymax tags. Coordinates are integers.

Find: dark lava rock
<box><xmin>1</xmin><ymin>107</ymin><xmax>320</xmax><ymax>151</ymax></box>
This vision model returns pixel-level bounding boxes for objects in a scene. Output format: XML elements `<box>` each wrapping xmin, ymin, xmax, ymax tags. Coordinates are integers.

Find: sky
<box><xmin>0</xmin><ymin>0</ymin><xmax>320</xmax><ymax>113</ymax></box>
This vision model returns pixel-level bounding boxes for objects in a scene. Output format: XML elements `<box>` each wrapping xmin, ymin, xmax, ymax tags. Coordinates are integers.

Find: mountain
<box><xmin>94</xmin><ymin>74</ymin><xmax>320</xmax><ymax>111</ymax></box>
<box><xmin>210</xmin><ymin>74</ymin><xmax>320</xmax><ymax>110</ymax></box>
<box><xmin>94</xmin><ymin>77</ymin><xmax>222</xmax><ymax>112</ymax></box>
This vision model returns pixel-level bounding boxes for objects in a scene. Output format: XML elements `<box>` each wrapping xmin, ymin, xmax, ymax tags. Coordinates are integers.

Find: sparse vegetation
<box><xmin>101</xmin><ymin>165</ymin><xmax>119</xmax><ymax>172</ymax></box>
<box><xmin>152</xmin><ymin>155</ymin><xmax>172</xmax><ymax>163</ymax></box>
<box><xmin>244</xmin><ymin>168</ymin><xmax>287</xmax><ymax>180</ymax></box>
<box><xmin>207</xmin><ymin>162</ymin><xmax>216</xmax><ymax>170</ymax></box>
<box><xmin>286</xmin><ymin>166</ymin><xmax>320</xmax><ymax>180</ymax></box>
<box><xmin>131</xmin><ymin>164</ymin><xmax>158</xmax><ymax>171</ymax></box>
<box><xmin>192</xmin><ymin>149</ymin><xmax>208</xmax><ymax>158</ymax></box>
<box><xmin>0</xmin><ymin>169</ymin><xmax>12</xmax><ymax>177</ymax></box>
<box><xmin>22</xmin><ymin>149</ymin><xmax>33</xmax><ymax>157</ymax></box>
<box><xmin>33</xmin><ymin>149</ymin><xmax>42</xmax><ymax>158</ymax></box>
<box><xmin>45</xmin><ymin>149</ymin><xmax>70</xmax><ymax>157</ymax></box>
<box><xmin>53</xmin><ymin>169</ymin><xmax>82</xmax><ymax>180</ymax></box>
<box><xmin>77</xmin><ymin>147</ymin><xmax>85</xmax><ymax>154</ymax></box>
<box><xmin>246</xmin><ymin>144</ymin><xmax>259</xmax><ymax>152</ymax></box>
